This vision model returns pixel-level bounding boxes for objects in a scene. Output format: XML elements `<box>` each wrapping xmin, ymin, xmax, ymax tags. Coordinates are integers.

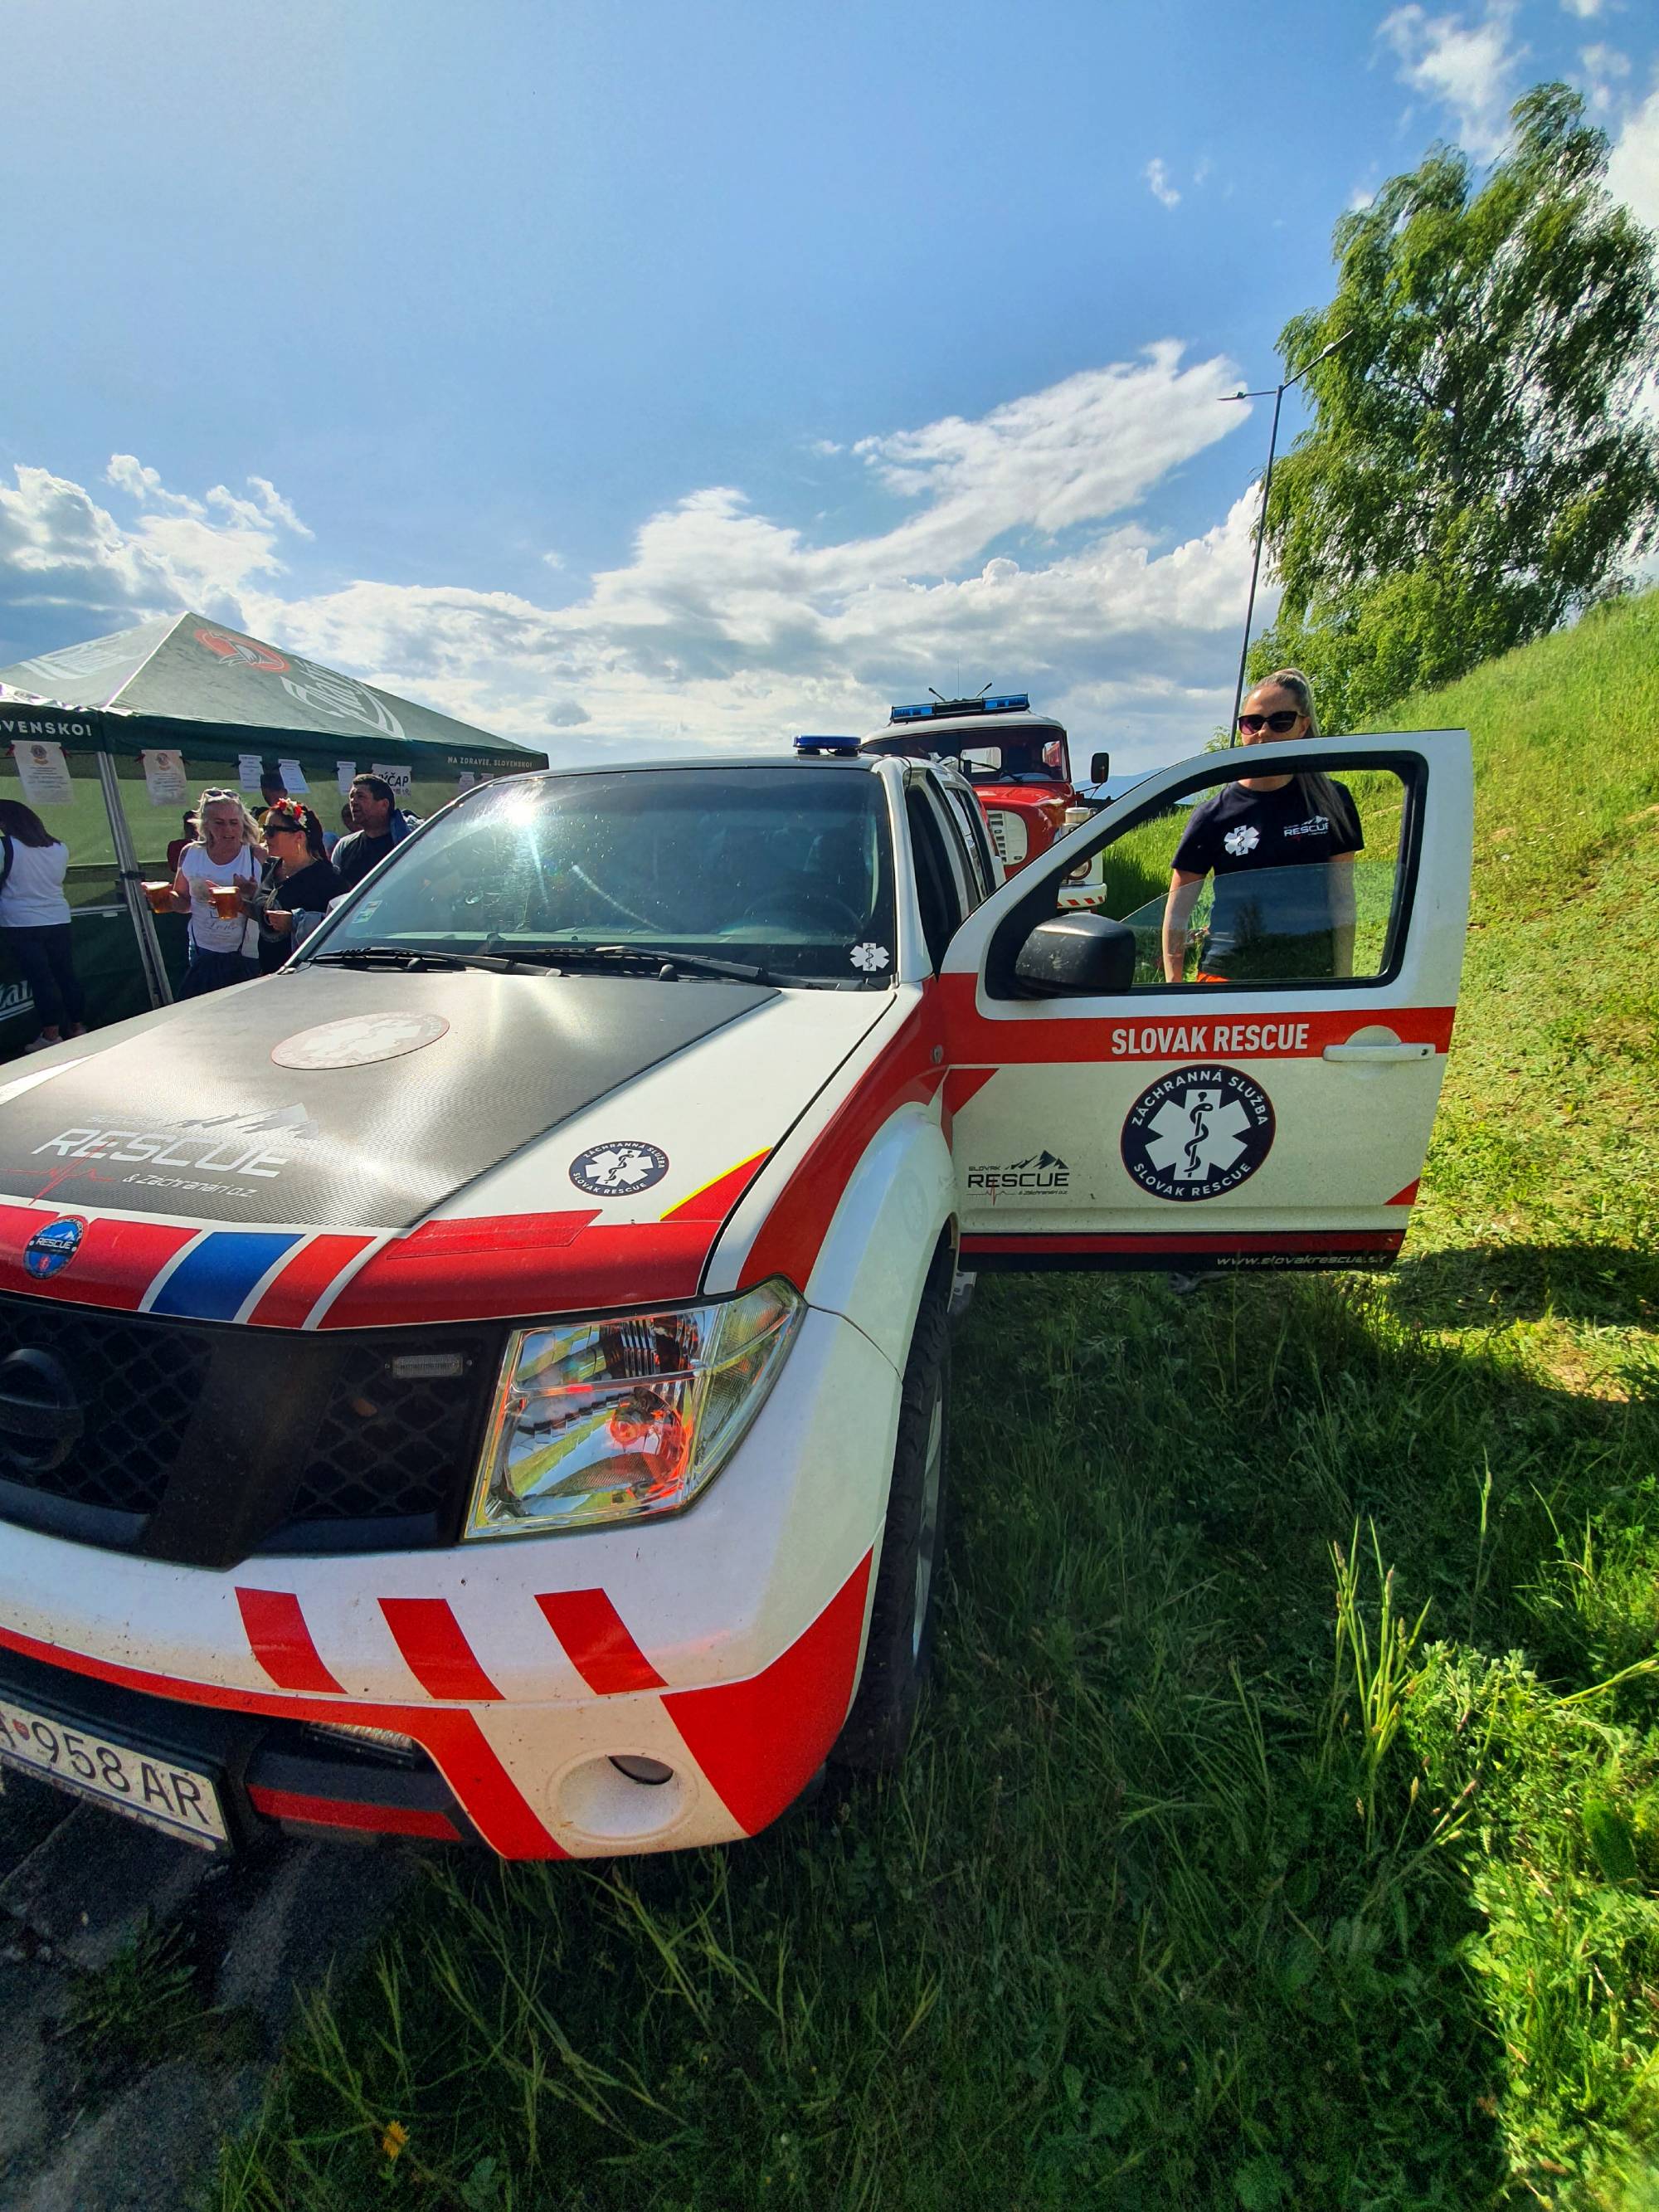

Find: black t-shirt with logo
<box><xmin>1171</xmin><ymin>777</ymin><xmax>1363</xmax><ymax>978</ymax></box>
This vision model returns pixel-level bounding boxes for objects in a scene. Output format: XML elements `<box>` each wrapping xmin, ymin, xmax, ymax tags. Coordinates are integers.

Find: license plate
<box><xmin>0</xmin><ymin>1698</ymin><xmax>229</xmax><ymax>1849</ymax></box>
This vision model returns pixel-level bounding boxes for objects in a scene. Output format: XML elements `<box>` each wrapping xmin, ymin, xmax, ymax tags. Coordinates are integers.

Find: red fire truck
<box><xmin>861</xmin><ymin>693</ymin><xmax>1109</xmax><ymax>877</ymax></box>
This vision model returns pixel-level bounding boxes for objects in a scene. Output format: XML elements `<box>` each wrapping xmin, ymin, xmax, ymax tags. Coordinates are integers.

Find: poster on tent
<box><xmin>141</xmin><ymin>750</ymin><xmax>187</xmax><ymax>806</ymax></box>
<box><xmin>277</xmin><ymin>758</ymin><xmax>310</xmax><ymax>795</ymax></box>
<box><xmin>12</xmin><ymin>741</ymin><xmax>73</xmax><ymax>809</ymax></box>
<box><xmin>372</xmin><ymin>762</ymin><xmax>412</xmax><ymax>800</ymax></box>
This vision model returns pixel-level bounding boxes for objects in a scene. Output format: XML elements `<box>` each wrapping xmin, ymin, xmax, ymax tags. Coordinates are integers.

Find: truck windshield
<box><xmin>311</xmin><ymin>767</ymin><xmax>898</xmax><ymax>987</ymax></box>
<box><xmin>957</xmin><ymin>732</ymin><xmax>1069</xmax><ymax>784</ymax></box>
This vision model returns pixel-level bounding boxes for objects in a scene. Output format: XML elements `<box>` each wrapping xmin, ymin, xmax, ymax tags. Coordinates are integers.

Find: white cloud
<box><xmin>246</xmin><ymin>476</ymin><xmax>313</xmax><ymax>538</ymax></box>
<box><xmin>1608</xmin><ymin>83</ymin><xmax>1659</xmax><ymax>231</ymax></box>
<box><xmin>1559</xmin><ymin>0</ymin><xmax>1603</xmax><ymax>17</ymax></box>
<box><xmin>1578</xmin><ymin>41</ymin><xmax>1632</xmax><ymax>114</ymax></box>
<box><xmin>1144</xmin><ymin>158</ymin><xmax>1180</xmax><ymax>208</ymax></box>
<box><xmin>1378</xmin><ymin>2</ymin><xmax>1526</xmax><ymax>161</ymax></box>
<box><xmin>0</xmin><ymin>353</ymin><xmax>1262</xmax><ymax>773</ymax></box>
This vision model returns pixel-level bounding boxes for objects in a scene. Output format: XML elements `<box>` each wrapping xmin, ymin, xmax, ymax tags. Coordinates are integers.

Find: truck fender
<box><xmin>802</xmin><ymin>1099</ymin><xmax>957</xmax><ymax>1375</ymax></box>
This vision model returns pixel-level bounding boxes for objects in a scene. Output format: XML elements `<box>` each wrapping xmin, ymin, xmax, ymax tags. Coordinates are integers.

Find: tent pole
<box><xmin>94</xmin><ymin>751</ymin><xmax>172</xmax><ymax>1009</ymax></box>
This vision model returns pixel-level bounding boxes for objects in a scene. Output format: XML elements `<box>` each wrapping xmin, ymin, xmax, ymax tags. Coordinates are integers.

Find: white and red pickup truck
<box><xmin>0</xmin><ymin>730</ymin><xmax>1470</xmax><ymax>1861</ymax></box>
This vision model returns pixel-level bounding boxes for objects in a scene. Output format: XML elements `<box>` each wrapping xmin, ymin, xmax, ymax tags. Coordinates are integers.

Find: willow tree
<box><xmin>1250</xmin><ymin>84</ymin><xmax>1659</xmax><ymax>727</ymax></box>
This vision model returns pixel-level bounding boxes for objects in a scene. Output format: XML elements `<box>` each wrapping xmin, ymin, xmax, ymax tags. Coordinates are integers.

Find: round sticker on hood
<box><xmin>569</xmin><ymin>1141</ymin><xmax>669</xmax><ymax>1197</ymax></box>
<box><xmin>24</xmin><ymin>1216</ymin><xmax>85</xmax><ymax>1278</ymax></box>
<box><xmin>271</xmin><ymin>1012</ymin><xmax>450</xmax><ymax>1070</ymax></box>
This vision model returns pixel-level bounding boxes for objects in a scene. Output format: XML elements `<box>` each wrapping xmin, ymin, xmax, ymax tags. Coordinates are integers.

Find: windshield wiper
<box><xmin>311</xmin><ymin>939</ymin><xmax>785</xmax><ymax>986</ymax></box>
<box><xmin>522</xmin><ymin>943</ymin><xmax>776</xmax><ymax>986</ymax></box>
<box><xmin>308</xmin><ymin>944</ymin><xmax>543</xmax><ymax>976</ymax></box>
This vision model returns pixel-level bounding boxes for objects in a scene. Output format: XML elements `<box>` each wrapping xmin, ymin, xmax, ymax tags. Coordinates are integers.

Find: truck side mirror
<box><xmin>1014</xmin><ymin>914</ymin><xmax>1136</xmax><ymax>996</ymax></box>
<box><xmin>1089</xmin><ymin>751</ymin><xmax>1111</xmax><ymax>786</ymax></box>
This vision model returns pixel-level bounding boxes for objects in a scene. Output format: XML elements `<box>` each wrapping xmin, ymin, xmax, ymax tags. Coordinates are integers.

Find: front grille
<box><xmin>0</xmin><ymin>1301</ymin><xmax>211</xmax><ymax>1515</ymax></box>
<box><xmin>290</xmin><ymin>1344</ymin><xmax>493</xmax><ymax>1523</ymax></box>
<box><xmin>983</xmin><ymin>808</ymin><xmax>1028</xmax><ymax>865</ymax></box>
<box><xmin>0</xmin><ymin>1291</ymin><xmax>212</xmax><ymax>1522</ymax></box>
<box><xmin>0</xmin><ymin>1294</ymin><xmax>502</xmax><ymax>1565</ymax></box>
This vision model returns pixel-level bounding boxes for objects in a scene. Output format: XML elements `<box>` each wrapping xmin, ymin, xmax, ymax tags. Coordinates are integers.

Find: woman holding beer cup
<box><xmin>169</xmin><ymin>789</ymin><xmax>264</xmax><ymax>997</ymax></box>
<box><xmin>251</xmin><ymin>802</ymin><xmax>338</xmax><ymax>972</ymax></box>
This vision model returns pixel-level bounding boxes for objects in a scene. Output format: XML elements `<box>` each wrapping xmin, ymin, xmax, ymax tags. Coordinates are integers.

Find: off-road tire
<box><xmin>831</xmin><ymin>1284</ymin><xmax>951</xmax><ymax>1774</ymax></box>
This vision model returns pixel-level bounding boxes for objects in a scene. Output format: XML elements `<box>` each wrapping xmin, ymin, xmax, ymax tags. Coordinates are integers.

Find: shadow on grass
<box><xmin>218</xmin><ymin>1255</ymin><xmax>1657</xmax><ymax>2212</ymax></box>
<box><xmin>1388</xmin><ymin>1240</ymin><xmax>1659</xmax><ymax>1333</ymax></box>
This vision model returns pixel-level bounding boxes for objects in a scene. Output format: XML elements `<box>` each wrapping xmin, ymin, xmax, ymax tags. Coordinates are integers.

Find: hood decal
<box><xmin>0</xmin><ymin>969</ymin><xmax>776</xmax><ymax>1230</ymax></box>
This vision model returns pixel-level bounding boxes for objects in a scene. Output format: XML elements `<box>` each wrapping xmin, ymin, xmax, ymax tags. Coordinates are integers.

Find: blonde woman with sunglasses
<box><xmin>168</xmin><ymin>787</ymin><xmax>265</xmax><ymax>996</ymax></box>
<box><xmin>1161</xmin><ymin>669</ymin><xmax>1363</xmax><ymax>985</ymax></box>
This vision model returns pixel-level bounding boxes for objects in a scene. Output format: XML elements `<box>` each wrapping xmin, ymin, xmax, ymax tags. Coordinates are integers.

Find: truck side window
<box><xmin>942</xmin><ymin>789</ymin><xmax>995</xmax><ymax>906</ymax></box>
<box><xmin>905</xmin><ymin>790</ymin><xmax>965</xmax><ymax>971</ymax></box>
<box><xmin>1062</xmin><ymin>762</ymin><xmax>1411</xmax><ymax>988</ymax></box>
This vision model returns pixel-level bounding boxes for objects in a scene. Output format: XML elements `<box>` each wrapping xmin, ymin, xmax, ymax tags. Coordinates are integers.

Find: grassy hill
<box><xmin>220</xmin><ymin>598</ymin><xmax>1659</xmax><ymax>2211</ymax></box>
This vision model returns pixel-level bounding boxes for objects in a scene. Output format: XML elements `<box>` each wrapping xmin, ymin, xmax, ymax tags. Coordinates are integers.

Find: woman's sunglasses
<box><xmin>1238</xmin><ymin>709</ymin><xmax>1302</xmax><ymax>735</ymax></box>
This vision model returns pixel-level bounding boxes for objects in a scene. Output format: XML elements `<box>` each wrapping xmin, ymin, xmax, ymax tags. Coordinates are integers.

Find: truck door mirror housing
<box><xmin>1014</xmin><ymin>914</ymin><xmax>1136</xmax><ymax>996</ymax></box>
<box><xmin>1089</xmin><ymin>751</ymin><xmax>1111</xmax><ymax>785</ymax></box>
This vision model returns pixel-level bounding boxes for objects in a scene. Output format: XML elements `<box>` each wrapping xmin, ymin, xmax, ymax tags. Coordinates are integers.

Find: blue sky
<box><xmin>2</xmin><ymin>0</ymin><xmax>1656</xmax><ymax>771</ymax></box>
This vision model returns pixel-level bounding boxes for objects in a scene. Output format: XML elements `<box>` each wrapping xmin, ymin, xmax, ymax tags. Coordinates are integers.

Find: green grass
<box><xmin>219</xmin><ymin>595</ymin><xmax>1659</xmax><ymax>2211</ymax></box>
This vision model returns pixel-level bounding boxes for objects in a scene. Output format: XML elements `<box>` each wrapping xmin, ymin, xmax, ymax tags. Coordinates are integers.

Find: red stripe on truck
<box><xmin>535</xmin><ymin>1589</ymin><xmax>667</xmax><ymax>1695</ymax></box>
<box><xmin>380</xmin><ymin>1598</ymin><xmax>504</xmax><ymax>1702</ymax></box>
<box><xmin>662</xmin><ymin>1549</ymin><xmax>873</xmax><ymax>1835</ymax></box>
<box><xmin>938</xmin><ymin>974</ymin><xmax>1457</xmax><ymax>1065</ymax></box>
<box><xmin>738</xmin><ymin>1006</ymin><xmax>943</xmax><ymax>1292</ymax></box>
<box><xmin>246</xmin><ymin>1786</ymin><xmax>460</xmax><ymax>1841</ymax></box>
<box><xmin>246</xmin><ymin>1233</ymin><xmax>374</xmax><ymax>1327</ymax></box>
<box><xmin>236</xmin><ymin>1587</ymin><xmax>345</xmax><ymax>1695</ymax></box>
<box><xmin>0</xmin><ymin>1617</ymin><xmax>564</xmax><ymax>1859</ymax></box>
<box><xmin>660</xmin><ymin>1151</ymin><xmax>770</xmax><ymax>1224</ymax></box>
<box><xmin>0</xmin><ymin>1206</ymin><xmax>197</xmax><ymax>1313</ymax></box>
<box><xmin>319</xmin><ymin>1211</ymin><xmax>723</xmax><ymax>1327</ymax></box>
<box><xmin>961</xmin><ymin>1229</ymin><xmax>1406</xmax><ymax>1259</ymax></box>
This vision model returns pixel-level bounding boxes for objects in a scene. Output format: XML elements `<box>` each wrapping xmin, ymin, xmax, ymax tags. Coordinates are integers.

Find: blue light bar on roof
<box><xmin>890</xmin><ymin>691</ymin><xmax>1032</xmax><ymax>721</ymax></box>
<box><xmin>793</xmin><ymin>733</ymin><xmax>860</xmax><ymax>756</ymax></box>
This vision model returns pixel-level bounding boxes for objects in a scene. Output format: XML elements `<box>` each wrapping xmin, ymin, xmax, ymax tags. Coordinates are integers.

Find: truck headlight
<box><xmin>462</xmin><ymin>1279</ymin><xmax>803</xmax><ymax>1540</ymax></box>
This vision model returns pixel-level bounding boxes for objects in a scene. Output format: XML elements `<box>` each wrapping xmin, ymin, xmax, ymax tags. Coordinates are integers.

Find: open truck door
<box><xmin>939</xmin><ymin>730</ymin><xmax>1472</xmax><ymax>1272</ymax></box>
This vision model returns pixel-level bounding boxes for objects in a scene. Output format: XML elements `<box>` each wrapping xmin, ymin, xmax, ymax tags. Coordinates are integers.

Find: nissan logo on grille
<box><xmin>0</xmin><ymin>1347</ymin><xmax>85</xmax><ymax>1475</ymax></box>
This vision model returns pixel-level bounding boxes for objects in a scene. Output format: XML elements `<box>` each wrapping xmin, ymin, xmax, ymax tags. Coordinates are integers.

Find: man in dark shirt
<box><xmin>331</xmin><ymin>774</ymin><xmax>415</xmax><ymax>892</ymax></box>
<box><xmin>1162</xmin><ymin>676</ymin><xmax>1362</xmax><ymax>982</ymax></box>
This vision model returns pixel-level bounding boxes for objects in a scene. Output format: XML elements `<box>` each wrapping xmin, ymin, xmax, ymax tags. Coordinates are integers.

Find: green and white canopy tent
<box><xmin>0</xmin><ymin>612</ymin><xmax>546</xmax><ymax>1035</ymax></box>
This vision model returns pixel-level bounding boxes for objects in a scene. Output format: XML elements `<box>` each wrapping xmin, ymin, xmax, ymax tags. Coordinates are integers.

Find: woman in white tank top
<box><xmin>169</xmin><ymin>789</ymin><xmax>264</xmax><ymax>998</ymax></box>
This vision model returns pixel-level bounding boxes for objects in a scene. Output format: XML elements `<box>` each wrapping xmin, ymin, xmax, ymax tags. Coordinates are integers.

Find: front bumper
<box><xmin>0</xmin><ymin>1305</ymin><xmax>899</xmax><ymax>1858</ymax></box>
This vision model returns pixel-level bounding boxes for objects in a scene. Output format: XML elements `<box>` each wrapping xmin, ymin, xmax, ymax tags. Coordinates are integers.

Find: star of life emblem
<box><xmin>1223</xmin><ymin>824</ymin><xmax>1260</xmax><ymax>857</ymax></box>
<box><xmin>1121</xmin><ymin>1064</ymin><xmax>1275</xmax><ymax>1202</ymax></box>
<box><xmin>569</xmin><ymin>1140</ymin><xmax>670</xmax><ymax>1197</ymax></box>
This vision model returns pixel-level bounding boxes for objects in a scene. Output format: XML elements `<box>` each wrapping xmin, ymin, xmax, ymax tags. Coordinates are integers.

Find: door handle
<box><xmin>1321</xmin><ymin>1042</ymin><xmax>1434</xmax><ymax>1062</ymax></box>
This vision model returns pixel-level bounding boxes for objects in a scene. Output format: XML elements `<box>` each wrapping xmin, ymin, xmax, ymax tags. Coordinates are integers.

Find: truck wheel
<box><xmin>832</xmin><ymin>1286</ymin><xmax>950</xmax><ymax>1774</ymax></box>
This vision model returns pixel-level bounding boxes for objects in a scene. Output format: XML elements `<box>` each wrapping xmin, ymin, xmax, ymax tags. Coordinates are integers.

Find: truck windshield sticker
<box><xmin>850</xmin><ymin>943</ymin><xmax>890</xmax><ymax>973</ymax></box>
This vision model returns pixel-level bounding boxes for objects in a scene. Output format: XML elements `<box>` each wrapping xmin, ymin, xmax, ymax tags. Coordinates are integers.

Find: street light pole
<box><xmin>1221</xmin><ymin>329</ymin><xmax>1352</xmax><ymax>738</ymax></box>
